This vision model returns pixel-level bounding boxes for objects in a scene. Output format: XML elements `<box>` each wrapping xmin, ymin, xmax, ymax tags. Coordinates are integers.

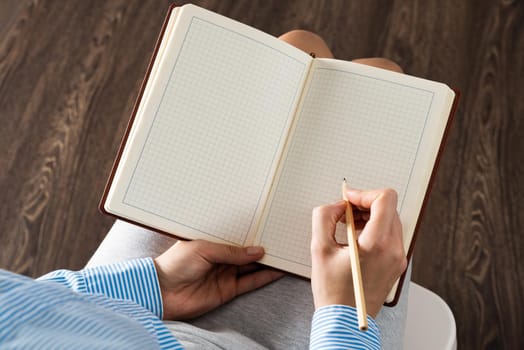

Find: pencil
<box><xmin>342</xmin><ymin>179</ymin><xmax>368</xmax><ymax>331</ymax></box>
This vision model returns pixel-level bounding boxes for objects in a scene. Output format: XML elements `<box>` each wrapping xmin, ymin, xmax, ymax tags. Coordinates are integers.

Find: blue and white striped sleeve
<box><xmin>37</xmin><ymin>258</ymin><xmax>163</xmax><ymax>318</ymax></box>
<box><xmin>310</xmin><ymin>305</ymin><xmax>381</xmax><ymax>350</ymax></box>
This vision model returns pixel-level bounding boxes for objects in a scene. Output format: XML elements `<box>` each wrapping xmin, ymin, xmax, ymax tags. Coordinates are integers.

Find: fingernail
<box><xmin>246</xmin><ymin>246</ymin><xmax>264</xmax><ymax>256</ymax></box>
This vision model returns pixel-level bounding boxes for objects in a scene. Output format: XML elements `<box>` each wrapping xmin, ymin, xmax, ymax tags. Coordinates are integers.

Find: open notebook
<box><xmin>100</xmin><ymin>4</ymin><xmax>459</xmax><ymax>305</ymax></box>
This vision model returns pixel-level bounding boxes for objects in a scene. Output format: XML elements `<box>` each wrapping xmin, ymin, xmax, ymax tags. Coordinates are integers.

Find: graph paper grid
<box><xmin>123</xmin><ymin>17</ymin><xmax>306</xmax><ymax>245</ymax></box>
<box><xmin>259</xmin><ymin>67</ymin><xmax>434</xmax><ymax>265</ymax></box>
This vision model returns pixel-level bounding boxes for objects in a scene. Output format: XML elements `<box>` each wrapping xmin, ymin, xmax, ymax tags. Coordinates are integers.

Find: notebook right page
<box><xmin>256</xmin><ymin>59</ymin><xmax>454</xmax><ymax>292</ymax></box>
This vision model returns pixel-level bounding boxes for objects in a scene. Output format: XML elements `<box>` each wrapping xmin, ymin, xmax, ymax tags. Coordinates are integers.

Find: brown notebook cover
<box><xmin>385</xmin><ymin>88</ymin><xmax>459</xmax><ymax>306</ymax></box>
<box><xmin>99</xmin><ymin>4</ymin><xmax>178</xmax><ymax>230</ymax></box>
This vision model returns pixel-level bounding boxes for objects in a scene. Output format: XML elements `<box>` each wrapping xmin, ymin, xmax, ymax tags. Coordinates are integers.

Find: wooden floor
<box><xmin>1</xmin><ymin>1</ymin><xmax>522</xmax><ymax>349</ymax></box>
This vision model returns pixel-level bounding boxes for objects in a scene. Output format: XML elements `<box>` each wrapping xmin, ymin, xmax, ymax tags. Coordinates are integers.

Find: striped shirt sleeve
<box><xmin>2</xmin><ymin>266</ymin><xmax>183</xmax><ymax>349</ymax></box>
<box><xmin>310</xmin><ymin>305</ymin><xmax>381</xmax><ymax>350</ymax></box>
<box><xmin>37</xmin><ymin>258</ymin><xmax>163</xmax><ymax>319</ymax></box>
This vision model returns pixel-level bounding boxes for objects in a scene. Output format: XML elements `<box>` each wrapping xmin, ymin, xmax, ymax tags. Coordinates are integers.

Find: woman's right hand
<box><xmin>310</xmin><ymin>188</ymin><xmax>407</xmax><ymax>317</ymax></box>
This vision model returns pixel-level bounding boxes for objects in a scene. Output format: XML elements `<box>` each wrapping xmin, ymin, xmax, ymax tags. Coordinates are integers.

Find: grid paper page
<box><xmin>259</xmin><ymin>67</ymin><xmax>434</xmax><ymax>265</ymax></box>
<box><xmin>123</xmin><ymin>17</ymin><xmax>306</xmax><ymax>245</ymax></box>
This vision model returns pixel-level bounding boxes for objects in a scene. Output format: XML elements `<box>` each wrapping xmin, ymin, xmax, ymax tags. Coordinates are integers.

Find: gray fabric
<box><xmin>164</xmin><ymin>322</ymin><xmax>267</xmax><ymax>350</ymax></box>
<box><xmin>167</xmin><ymin>276</ymin><xmax>314</xmax><ymax>349</ymax></box>
<box><xmin>166</xmin><ymin>266</ymin><xmax>411</xmax><ymax>349</ymax></box>
<box><xmin>91</xmin><ymin>220</ymin><xmax>409</xmax><ymax>349</ymax></box>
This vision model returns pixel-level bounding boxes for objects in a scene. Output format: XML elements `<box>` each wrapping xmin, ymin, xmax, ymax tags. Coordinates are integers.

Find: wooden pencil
<box><xmin>342</xmin><ymin>179</ymin><xmax>368</xmax><ymax>331</ymax></box>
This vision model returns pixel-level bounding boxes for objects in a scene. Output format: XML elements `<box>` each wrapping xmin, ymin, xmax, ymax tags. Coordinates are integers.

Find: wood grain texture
<box><xmin>0</xmin><ymin>1</ymin><xmax>522</xmax><ymax>349</ymax></box>
<box><xmin>0</xmin><ymin>0</ymin><xmax>26</xmax><ymax>38</ymax></box>
<box><xmin>408</xmin><ymin>1</ymin><xmax>524</xmax><ymax>349</ymax></box>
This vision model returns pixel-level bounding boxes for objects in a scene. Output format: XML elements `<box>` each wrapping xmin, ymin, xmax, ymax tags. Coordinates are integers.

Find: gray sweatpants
<box><xmin>166</xmin><ymin>265</ymin><xmax>410</xmax><ymax>349</ymax></box>
<box><xmin>89</xmin><ymin>220</ymin><xmax>409</xmax><ymax>349</ymax></box>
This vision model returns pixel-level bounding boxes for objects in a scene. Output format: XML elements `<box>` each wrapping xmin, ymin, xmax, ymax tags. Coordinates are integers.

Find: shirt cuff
<box><xmin>310</xmin><ymin>305</ymin><xmax>381</xmax><ymax>350</ymax></box>
<box><xmin>81</xmin><ymin>258</ymin><xmax>164</xmax><ymax>319</ymax></box>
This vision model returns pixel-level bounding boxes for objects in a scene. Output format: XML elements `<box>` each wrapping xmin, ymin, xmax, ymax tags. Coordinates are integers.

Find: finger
<box><xmin>367</xmin><ymin>189</ymin><xmax>398</xmax><ymax>223</ymax></box>
<box><xmin>311</xmin><ymin>200</ymin><xmax>347</xmax><ymax>249</ymax></box>
<box><xmin>358</xmin><ymin>191</ymin><xmax>400</xmax><ymax>243</ymax></box>
<box><xmin>346</xmin><ymin>188</ymin><xmax>397</xmax><ymax>210</ymax></box>
<box><xmin>345</xmin><ymin>188</ymin><xmax>384</xmax><ymax>209</ymax></box>
<box><xmin>237</xmin><ymin>263</ymin><xmax>262</xmax><ymax>275</ymax></box>
<box><xmin>197</xmin><ymin>241</ymin><xmax>265</xmax><ymax>266</ymax></box>
<box><xmin>340</xmin><ymin>207</ymin><xmax>369</xmax><ymax>226</ymax></box>
<box><xmin>236</xmin><ymin>269</ymin><xmax>286</xmax><ymax>295</ymax></box>
<box><xmin>346</xmin><ymin>188</ymin><xmax>397</xmax><ymax>222</ymax></box>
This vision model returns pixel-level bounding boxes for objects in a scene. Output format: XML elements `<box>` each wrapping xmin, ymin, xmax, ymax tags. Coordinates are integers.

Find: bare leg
<box><xmin>278</xmin><ymin>30</ymin><xmax>334</xmax><ymax>58</ymax></box>
<box><xmin>353</xmin><ymin>57</ymin><xmax>403</xmax><ymax>73</ymax></box>
<box><xmin>278</xmin><ymin>29</ymin><xmax>403</xmax><ymax>74</ymax></box>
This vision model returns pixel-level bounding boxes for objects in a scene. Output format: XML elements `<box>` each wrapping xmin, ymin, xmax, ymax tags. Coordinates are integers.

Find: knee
<box><xmin>374</xmin><ymin>58</ymin><xmax>404</xmax><ymax>73</ymax></box>
<box><xmin>278</xmin><ymin>30</ymin><xmax>334</xmax><ymax>58</ymax></box>
<box><xmin>353</xmin><ymin>57</ymin><xmax>404</xmax><ymax>73</ymax></box>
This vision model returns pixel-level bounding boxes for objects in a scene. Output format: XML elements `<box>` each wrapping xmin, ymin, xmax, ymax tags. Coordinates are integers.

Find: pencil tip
<box><xmin>343</xmin><ymin>177</ymin><xmax>347</xmax><ymax>182</ymax></box>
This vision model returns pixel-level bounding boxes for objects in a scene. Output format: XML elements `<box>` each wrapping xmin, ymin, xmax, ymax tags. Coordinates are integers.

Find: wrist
<box><xmin>311</xmin><ymin>259</ymin><xmax>356</xmax><ymax>311</ymax></box>
<box><xmin>313</xmin><ymin>292</ymin><xmax>355</xmax><ymax>311</ymax></box>
<box><xmin>152</xmin><ymin>258</ymin><xmax>170</xmax><ymax>319</ymax></box>
<box><xmin>313</xmin><ymin>289</ymin><xmax>383</xmax><ymax>318</ymax></box>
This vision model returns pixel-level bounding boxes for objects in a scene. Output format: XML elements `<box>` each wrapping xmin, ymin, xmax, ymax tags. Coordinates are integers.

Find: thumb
<box><xmin>198</xmin><ymin>241</ymin><xmax>265</xmax><ymax>266</ymax></box>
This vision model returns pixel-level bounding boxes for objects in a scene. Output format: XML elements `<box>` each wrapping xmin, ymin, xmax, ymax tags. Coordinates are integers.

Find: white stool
<box><xmin>403</xmin><ymin>282</ymin><xmax>457</xmax><ymax>350</ymax></box>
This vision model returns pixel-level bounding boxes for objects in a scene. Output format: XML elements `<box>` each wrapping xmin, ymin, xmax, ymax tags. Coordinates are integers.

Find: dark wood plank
<box><xmin>0</xmin><ymin>0</ymin><xmax>26</xmax><ymax>38</ymax></box>
<box><xmin>0</xmin><ymin>0</ymin><xmax>172</xmax><ymax>275</ymax></box>
<box><xmin>0</xmin><ymin>1</ymin><xmax>522</xmax><ymax>349</ymax></box>
<box><xmin>409</xmin><ymin>1</ymin><xmax>524</xmax><ymax>349</ymax></box>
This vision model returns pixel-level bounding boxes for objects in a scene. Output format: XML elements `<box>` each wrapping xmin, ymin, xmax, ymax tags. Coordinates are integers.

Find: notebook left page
<box><xmin>104</xmin><ymin>4</ymin><xmax>311</xmax><ymax>246</ymax></box>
